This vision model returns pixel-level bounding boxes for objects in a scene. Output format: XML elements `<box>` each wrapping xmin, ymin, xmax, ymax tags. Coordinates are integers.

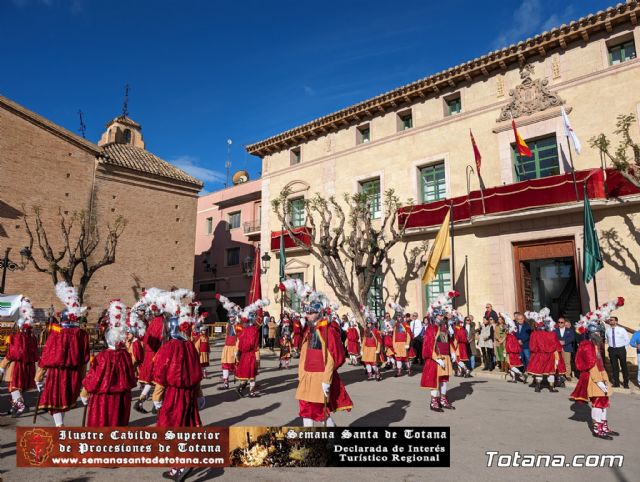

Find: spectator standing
<box><xmin>554</xmin><ymin>317</ymin><xmax>575</xmax><ymax>381</ymax></box>
<box><xmin>478</xmin><ymin>317</ymin><xmax>495</xmax><ymax>371</ymax></box>
<box><xmin>484</xmin><ymin>303</ymin><xmax>498</xmax><ymax>323</ymax></box>
<box><xmin>514</xmin><ymin>312</ymin><xmax>532</xmax><ymax>371</ymax></box>
<box><xmin>464</xmin><ymin>315</ymin><xmax>478</xmax><ymax>370</ymax></box>
<box><xmin>409</xmin><ymin>312</ymin><xmax>424</xmax><ymax>365</ymax></box>
<box><xmin>605</xmin><ymin>316</ymin><xmax>630</xmax><ymax>388</ymax></box>
<box><xmin>495</xmin><ymin>316</ymin><xmax>507</xmax><ymax>372</ymax></box>
<box><xmin>629</xmin><ymin>328</ymin><xmax>640</xmax><ymax>387</ymax></box>
<box><xmin>267</xmin><ymin>316</ymin><xmax>278</xmax><ymax>351</ymax></box>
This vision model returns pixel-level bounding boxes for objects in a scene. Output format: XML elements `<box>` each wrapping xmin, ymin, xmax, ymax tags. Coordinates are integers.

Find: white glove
<box><xmin>153</xmin><ymin>400</ymin><xmax>163</xmax><ymax>410</ymax></box>
<box><xmin>448</xmin><ymin>327</ymin><xmax>454</xmax><ymax>336</ymax></box>
<box><xmin>36</xmin><ymin>381</ymin><xmax>45</xmax><ymax>392</ymax></box>
<box><xmin>198</xmin><ymin>397</ymin><xmax>205</xmax><ymax>410</ymax></box>
<box><xmin>0</xmin><ymin>367</ymin><xmax>4</xmax><ymax>377</ymax></box>
<box><xmin>321</xmin><ymin>382</ymin><xmax>330</xmax><ymax>397</ymax></box>
<box><xmin>554</xmin><ymin>359</ymin><xmax>559</xmax><ymax>368</ymax></box>
<box><xmin>596</xmin><ymin>381</ymin><xmax>608</xmax><ymax>394</ymax></box>
<box><xmin>436</xmin><ymin>359</ymin><xmax>445</xmax><ymax>368</ymax></box>
<box><xmin>404</xmin><ymin>345</ymin><xmax>410</xmax><ymax>350</ymax></box>
<box><xmin>451</xmin><ymin>352</ymin><xmax>457</xmax><ymax>363</ymax></box>
<box><xmin>80</xmin><ymin>396</ymin><xmax>89</xmax><ymax>406</ymax></box>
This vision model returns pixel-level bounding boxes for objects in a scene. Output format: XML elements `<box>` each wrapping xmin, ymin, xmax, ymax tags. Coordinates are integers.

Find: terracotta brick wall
<box><xmin>0</xmin><ymin>105</ymin><xmax>198</xmax><ymax>318</ymax></box>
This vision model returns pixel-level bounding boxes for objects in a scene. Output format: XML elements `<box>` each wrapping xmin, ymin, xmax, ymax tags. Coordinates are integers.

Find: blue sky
<box><xmin>0</xmin><ymin>0</ymin><xmax>615</xmax><ymax>193</ymax></box>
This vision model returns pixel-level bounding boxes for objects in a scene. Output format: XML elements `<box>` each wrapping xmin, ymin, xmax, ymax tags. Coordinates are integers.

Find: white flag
<box><xmin>561</xmin><ymin>106</ymin><xmax>581</xmax><ymax>155</ymax></box>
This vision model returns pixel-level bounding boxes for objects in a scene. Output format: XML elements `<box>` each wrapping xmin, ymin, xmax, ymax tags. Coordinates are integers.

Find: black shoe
<box><xmin>623</xmin><ymin>384</ymin><xmax>629</xmax><ymax>389</ymax></box>
<box><xmin>612</xmin><ymin>383</ymin><xmax>620</xmax><ymax>388</ymax></box>
<box><xmin>133</xmin><ymin>400</ymin><xmax>148</xmax><ymax>414</ymax></box>
<box><xmin>534</xmin><ymin>383</ymin><xmax>542</xmax><ymax>393</ymax></box>
<box><xmin>548</xmin><ymin>386</ymin><xmax>558</xmax><ymax>392</ymax></box>
<box><xmin>151</xmin><ymin>405</ymin><xmax>158</xmax><ymax>415</ymax></box>
<box><xmin>482</xmin><ymin>367</ymin><xmax>489</xmax><ymax>371</ymax></box>
<box><xmin>236</xmin><ymin>383</ymin><xmax>247</xmax><ymax>398</ymax></box>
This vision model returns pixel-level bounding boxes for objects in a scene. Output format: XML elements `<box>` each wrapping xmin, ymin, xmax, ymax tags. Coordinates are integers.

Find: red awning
<box><xmin>398</xmin><ymin>168</ymin><xmax>639</xmax><ymax>230</ymax></box>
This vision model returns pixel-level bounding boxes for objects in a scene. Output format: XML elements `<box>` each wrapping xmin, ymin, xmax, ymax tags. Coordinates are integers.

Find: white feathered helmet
<box><xmin>104</xmin><ymin>300</ymin><xmax>127</xmax><ymax>349</ymax></box>
<box><xmin>16</xmin><ymin>296</ymin><xmax>35</xmax><ymax>331</ymax></box>
<box><xmin>55</xmin><ymin>281</ymin><xmax>87</xmax><ymax>326</ymax></box>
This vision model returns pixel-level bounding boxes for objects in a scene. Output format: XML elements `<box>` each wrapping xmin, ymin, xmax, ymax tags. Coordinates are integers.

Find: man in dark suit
<box><xmin>484</xmin><ymin>304</ymin><xmax>498</xmax><ymax>323</ymax></box>
<box><xmin>554</xmin><ymin>316</ymin><xmax>575</xmax><ymax>381</ymax></box>
<box><xmin>464</xmin><ymin>315</ymin><xmax>478</xmax><ymax>370</ymax></box>
<box><xmin>514</xmin><ymin>311</ymin><xmax>531</xmax><ymax>371</ymax></box>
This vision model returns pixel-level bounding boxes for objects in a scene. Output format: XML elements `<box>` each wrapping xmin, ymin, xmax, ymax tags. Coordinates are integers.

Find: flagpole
<box><xmin>592</xmin><ymin>272</ymin><xmax>600</xmax><ymax>308</ymax></box>
<box><xmin>450</xmin><ymin>201</ymin><xmax>456</xmax><ymax>309</ymax></box>
<box><xmin>465</xmin><ymin>254</ymin><xmax>469</xmax><ymax>317</ymax></box>
<box><xmin>566</xmin><ymin>140</ymin><xmax>580</xmax><ymax>202</ymax></box>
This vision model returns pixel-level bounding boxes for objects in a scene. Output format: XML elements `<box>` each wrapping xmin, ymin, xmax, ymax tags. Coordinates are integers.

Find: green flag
<box><xmin>279</xmin><ymin>228</ymin><xmax>286</xmax><ymax>282</ymax></box>
<box><xmin>582</xmin><ymin>185</ymin><xmax>603</xmax><ymax>283</ymax></box>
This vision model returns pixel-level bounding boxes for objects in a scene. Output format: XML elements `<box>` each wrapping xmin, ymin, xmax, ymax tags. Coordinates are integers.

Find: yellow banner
<box><xmin>421</xmin><ymin>208</ymin><xmax>451</xmax><ymax>285</ymax></box>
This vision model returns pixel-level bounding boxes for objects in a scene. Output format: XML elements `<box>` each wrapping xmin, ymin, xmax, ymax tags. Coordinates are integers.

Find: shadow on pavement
<box><xmin>447</xmin><ymin>380</ymin><xmax>487</xmax><ymax>403</ymax></box>
<box><xmin>351</xmin><ymin>399</ymin><xmax>411</xmax><ymax>426</ymax></box>
<box><xmin>212</xmin><ymin>402</ymin><xmax>281</xmax><ymax>426</ymax></box>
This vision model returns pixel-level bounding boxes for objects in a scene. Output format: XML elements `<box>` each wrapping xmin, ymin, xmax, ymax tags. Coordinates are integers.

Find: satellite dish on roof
<box><xmin>232</xmin><ymin>170</ymin><xmax>249</xmax><ymax>185</ymax></box>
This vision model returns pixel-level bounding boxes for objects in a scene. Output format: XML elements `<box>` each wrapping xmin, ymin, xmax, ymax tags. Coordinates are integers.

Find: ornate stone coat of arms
<box><xmin>497</xmin><ymin>64</ymin><xmax>564</xmax><ymax>122</ymax></box>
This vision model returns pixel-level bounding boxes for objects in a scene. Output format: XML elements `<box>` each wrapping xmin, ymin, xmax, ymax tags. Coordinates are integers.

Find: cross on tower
<box><xmin>122</xmin><ymin>84</ymin><xmax>130</xmax><ymax>117</ymax></box>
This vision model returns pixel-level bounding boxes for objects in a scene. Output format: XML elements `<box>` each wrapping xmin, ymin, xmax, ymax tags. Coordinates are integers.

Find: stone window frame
<box><xmin>396</xmin><ymin>108</ymin><xmax>413</xmax><ymax>132</ymax></box>
<box><xmin>352</xmin><ymin>170</ymin><xmax>385</xmax><ymax>221</ymax></box>
<box><xmin>356</xmin><ymin>123</ymin><xmax>371</xmax><ymax>145</ymax></box>
<box><xmin>409</xmin><ymin>153</ymin><xmax>451</xmax><ymax>204</ymax></box>
<box><xmin>599</xmin><ymin>28</ymin><xmax>640</xmax><ymax>69</ymax></box>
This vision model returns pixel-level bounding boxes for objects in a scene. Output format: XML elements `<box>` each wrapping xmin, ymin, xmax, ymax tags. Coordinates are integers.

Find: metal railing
<box><xmin>243</xmin><ymin>220</ymin><xmax>261</xmax><ymax>234</ymax></box>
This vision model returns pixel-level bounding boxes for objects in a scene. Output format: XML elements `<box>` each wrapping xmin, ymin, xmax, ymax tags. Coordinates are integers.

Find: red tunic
<box><xmin>527</xmin><ymin>330</ymin><xmax>556</xmax><ymax>375</ymax></box>
<box><xmin>420</xmin><ymin>324</ymin><xmax>440</xmax><ymax>389</ymax></box>
<box><xmin>137</xmin><ymin>316</ymin><xmax>164</xmax><ymax>384</ymax></box>
<box><xmin>297</xmin><ymin>319</ymin><xmax>353</xmax><ymax>420</ymax></box>
<box><xmin>505</xmin><ymin>333</ymin><xmax>523</xmax><ymax>367</ymax></box>
<box><xmin>130</xmin><ymin>338</ymin><xmax>145</xmax><ymax>366</ymax></box>
<box><xmin>570</xmin><ymin>340</ymin><xmax>609</xmax><ymax>407</ymax></box>
<box><xmin>153</xmin><ymin>339</ymin><xmax>202</xmax><ymax>427</ymax></box>
<box><xmin>346</xmin><ymin>327</ymin><xmax>361</xmax><ymax>355</ymax></box>
<box><xmin>83</xmin><ymin>348</ymin><xmax>137</xmax><ymax>427</ymax></box>
<box><xmin>292</xmin><ymin>320</ymin><xmax>303</xmax><ymax>350</ymax></box>
<box><xmin>38</xmin><ymin>327</ymin><xmax>90</xmax><ymax>413</ymax></box>
<box><xmin>235</xmin><ymin>324</ymin><xmax>259</xmax><ymax>381</ymax></box>
<box><xmin>5</xmin><ymin>331</ymin><xmax>38</xmax><ymax>392</ymax></box>
<box><xmin>452</xmin><ymin>326</ymin><xmax>470</xmax><ymax>361</ymax></box>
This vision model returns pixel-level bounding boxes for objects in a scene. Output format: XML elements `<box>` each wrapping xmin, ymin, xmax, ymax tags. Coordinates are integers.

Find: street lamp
<box><xmin>0</xmin><ymin>246</ymin><xmax>31</xmax><ymax>293</ymax></box>
<box><xmin>261</xmin><ymin>252</ymin><xmax>271</xmax><ymax>273</ymax></box>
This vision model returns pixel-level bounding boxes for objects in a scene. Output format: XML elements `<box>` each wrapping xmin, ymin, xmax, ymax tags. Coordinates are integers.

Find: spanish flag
<box><xmin>421</xmin><ymin>208</ymin><xmax>451</xmax><ymax>285</ymax></box>
<box><xmin>512</xmin><ymin>119</ymin><xmax>532</xmax><ymax>157</ymax></box>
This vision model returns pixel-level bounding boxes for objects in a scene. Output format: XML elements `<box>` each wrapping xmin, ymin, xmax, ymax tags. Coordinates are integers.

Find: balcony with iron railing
<box><xmin>243</xmin><ymin>220</ymin><xmax>261</xmax><ymax>236</ymax></box>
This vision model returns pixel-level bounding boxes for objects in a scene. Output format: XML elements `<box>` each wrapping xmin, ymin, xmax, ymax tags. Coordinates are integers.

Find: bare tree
<box><xmin>590</xmin><ymin>113</ymin><xmax>640</xmax><ymax>188</ymax></box>
<box><xmin>383</xmin><ymin>241</ymin><xmax>429</xmax><ymax>307</ymax></box>
<box><xmin>22</xmin><ymin>206</ymin><xmax>127</xmax><ymax>303</ymax></box>
<box><xmin>272</xmin><ymin>188</ymin><xmax>419</xmax><ymax>325</ymax></box>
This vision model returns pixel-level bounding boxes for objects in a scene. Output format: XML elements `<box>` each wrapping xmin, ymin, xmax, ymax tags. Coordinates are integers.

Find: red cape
<box><xmin>154</xmin><ymin>338</ymin><xmax>202</xmax><ymax>427</ymax></box>
<box><xmin>84</xmin><ymin>348</ymin><xmax>137</xmax><ymax>427</ymax></box>
<box><xmin>6</xmin><ymin>331</ymin><xmax>38</xmax><ymax>392</ymax></box>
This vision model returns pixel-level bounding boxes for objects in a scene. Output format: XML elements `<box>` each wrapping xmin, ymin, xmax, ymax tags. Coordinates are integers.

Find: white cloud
<box><xmin>171</xmin><ymin>155</ymin><xmax>226</xmax><ymax>184</ymax></box>
<box><xmin>492</xmin><ymin>1</ymin><xmax>578</xmax><ymax>50</ymax></box>
<box><xmin>303</xmin><ymin>85</ymin><xmax>316</xmax><ymax>96</ymax></box>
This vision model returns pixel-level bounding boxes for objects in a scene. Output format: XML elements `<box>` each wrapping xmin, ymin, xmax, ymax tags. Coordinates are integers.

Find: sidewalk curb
<box><xmin>469</xmin><ymin>369</ymin><xmax>639</xmax><ymax>396</ymax></box>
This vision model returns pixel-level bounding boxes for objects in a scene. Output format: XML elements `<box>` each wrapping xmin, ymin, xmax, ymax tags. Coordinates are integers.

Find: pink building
<box><xmin>194</xmin><ymin>175</ymin><xmax>263</xmax><ymax>322</ymax></box>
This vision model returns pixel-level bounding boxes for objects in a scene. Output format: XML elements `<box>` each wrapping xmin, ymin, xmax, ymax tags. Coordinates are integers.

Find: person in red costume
<box><xmin>291</xmin><ymin>315</ymin><xmax>303</xmax><ymax>356</ymax></box>
<box><xmin>451</xmin><ymin>317</ymin><xmax>471</xmax><ymax>378</ymax></box>
<box><xmin>502</xmin><ymin>313</ymin><xmax>527</xmax><ymax>384</ymax></box>
<box><xmin>525</xmin><ymin>309</ymin><xmax>558</xmax><ymax>393</ymax></box>
<box><xmin>554</xmin><ymin>337</ymin><xmax>567</xmax><ymax>388</ymax></box>
<box><xmin>295</xmin><ymin>295</ymin><xmax>353</xmax><ymax>427</ymax></box>
<box><xmin>0</xmin><ymin>297</ymin><xmax>39</xmax><ymax>417</ymax></box>
<box><xmin>235</xmin><ymin>312</ymin><xmax>261</xmax><ymax>398</ymax></box>
<box><xmin>390</xmin><ymin>309</ymin><xmax>415</xmax><ymax>377</ymax></box>
<box><xmin>35</xmin><ymin>282</ymin><xmax>90</xmax><ymax>427</ymax></box>
<box><xmin>345</xmin><ymin>320</ymin><xmax>361</xmax><ymax>366</ymax></box>
<box><xmin>150</xmin><ymin>297</ymin><xmax>203</xmax><ymax>482</ymax></box>
<box><xmin>382</xmin><ymin>324</ymin><xmax>396</xmax><ymax>370</ymax></box>
<box><xmin>420</xmin><ymin>313</ymin><xmax>455</xmax><ymax>412</ymax></box>
<box><xmin>125</xmin><ymin>301</ymin><xmax>147</xmax><ymax>375</ymax></box>
<box><xmin>134</xmin><ymin>288</ymin><xmax>165</xmax><ymax>414</ymax></box>
<box><xmin>361</xmin><ymin>319</ymin><xmax>382</xmax><ymax>381</ymax></box>
<box><xmin>83</xmin><ymin>300</ymin><xmax>137</xmax><ymax>427</ymax></box>
<box><xmin>570</xmin><ymin>321</ymin><xmax>618</xmax><ymax>439</ymax></box>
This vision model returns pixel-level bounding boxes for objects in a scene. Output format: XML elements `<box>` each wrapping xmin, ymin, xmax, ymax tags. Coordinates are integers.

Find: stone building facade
<box><xmin>248</xmin><ymin>2</ymin><xmax>640</xmax><ymax>330</ymax></box>
<box><xmin>0</xmin><ymin>95</ymin><xmax>202</xmax><ymax>315</ymax></box>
